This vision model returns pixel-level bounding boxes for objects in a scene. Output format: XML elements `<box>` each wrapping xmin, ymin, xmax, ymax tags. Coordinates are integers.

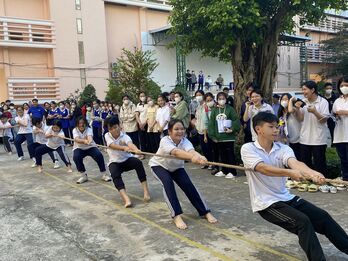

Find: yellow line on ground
<box><xmin>90</xmin><ymin>179</ymin><xmax>300</xmax><ymax>261</ymax></box>
<box><xmin>42</xmin><ymin>170</ymin><xmax>233</xmax><ymax>261</ymax></box>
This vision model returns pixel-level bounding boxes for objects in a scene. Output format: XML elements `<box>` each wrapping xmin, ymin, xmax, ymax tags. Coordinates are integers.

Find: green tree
<box><xmin>321</xmin><ymin>25</ymin><xmax>348</xmax><ymax>77</ymax></box>
<box><xmin>106</xmin><ymin>48</ymin><xmax>161</xmax><ymax>104</ymax></box>
<box><xmin>78</xmin><ymin>84</ymin><xmax>98</xmax><ymax>107</ymax></box>
<box><xmin>169</xmin><ymin>0</ymin><xmax>347</xmax><ymax>112</ymax></box>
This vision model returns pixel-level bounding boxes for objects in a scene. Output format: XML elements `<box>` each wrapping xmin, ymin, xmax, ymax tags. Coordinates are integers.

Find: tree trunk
<box><xmin>230</xmin><ymin>39</ymin><xmax>255</xmax><ymax>116</ymax></box>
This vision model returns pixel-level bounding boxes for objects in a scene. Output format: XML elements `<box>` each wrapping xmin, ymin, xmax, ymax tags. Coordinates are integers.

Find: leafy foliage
<box><xmin>106</xmin><ymin>48</ymin><xmax>161</xmax><ymax>104</ymax></box>
<box><xmin>78</xmin><ymin>84</ymin><xmax>98</xmax><ymax>107</ymax></box>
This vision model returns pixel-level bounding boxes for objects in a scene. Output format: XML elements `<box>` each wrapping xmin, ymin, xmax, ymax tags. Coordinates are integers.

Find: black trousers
<box><xmin>151</xmin><ymin>166</ymin><xmax>210</xmax><ymax>217</ymax></box>
<box><xmin>73</xmin><ymin>147</ymin><xmax>106</xmax><ymax>173</ymax></box>
<box><xmin>147</xmin><ymin>132</ymin><xmax>160</xmax><ymax>153</ymax></box>
<box><xmin>289</xmin><ymin>142</ymin><xmax>301</xmax><ymax>160</ymax></box>
<box><xmin>29</xmin><ymin>142</ymin><xmax>56</xmax><ymax>162</ymax></box>
<box><xmin>0</xmin><ymin>136</ymin><xmax>12</xmax><ymax>152</ymax></box>
<box><xmin>259</xmin><ymin>196</ymin><xmax>348</xmax><ymax>261</ymax></box>
<box><xmin>126</xmin><ymin>131</ymin><xmax>140</xmax><ymax>148</ymax></box>
<box><xmin>62</xmin><ymin>127</ymin><xmax>71</xmax><ymax>145</ymax></box>
<box><xmin>35</xmin><ymin>145</ymin><xmax>71</xmax><ymax>167</ymax></box>
<box><xmin>300</xmin><ymin>144</ymin><xmax>328</xmax><ymax>177</ymax></box>
<box><xmin>109</xmin><ymin>157</ymin><xmax>146</xmax><ymax>191</ymax></box>
<box><xmin>138</xmin><ymin>128</ymin><xmax>148</xmax><ymax>151</ymax></box>
<box><xmin>212</xmin><ymin>141</ymin><xmax>236</xmax><ymax>175</ymax></box>
<box><xmin>336</xmin><ymin>143</ymin><xmax>348</xmax><ymax>181</ymax></box>
<box><xmin>93</xmin><ymin>126</ymin><xmax>103</xmax><ymax>145</ymax></box>
<box><xmin>198</xmin><ymin>134</ymin><xmax>213</xmax><ymax>161</ymax></box>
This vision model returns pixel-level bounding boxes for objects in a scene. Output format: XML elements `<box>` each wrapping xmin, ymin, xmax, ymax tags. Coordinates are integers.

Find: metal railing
<box><xmin>0</xmin><ymin>16</ymin><xmax>55</xmax><ymax>48</ymax></box>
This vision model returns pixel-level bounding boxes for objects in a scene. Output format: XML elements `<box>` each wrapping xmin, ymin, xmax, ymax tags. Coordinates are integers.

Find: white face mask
<box><xmin>10</xmin><ymin>106</ymin><xmax>14</xmax><ymax>110</ymax></box>
<box><xmin>174</xmin><ymin>97</ymin><xmax>181</xmax><ymax>103</ymax></box>
<box><xmin>207</xmin><ymin>101</ymin><xmax>214</xmax><ymax>108</ymax></box>
<box><xmin>340</xmin><ymin>86</ymin><xmax>348</xmax><ymax>95</ymax></box>
<box><xmin>123</xmin><ymin>100</ymin><xmax>130</xmax><ymax>105</ymax></box>
<box><xmin>325</xmin><ymin>89</ymin><xmax>333</xmax><ymax>95</ymax></box>
<box><xmin>218</xmin><ymin>99</ymin><xmax>226</xmax><ymax>106</ymax></box>
<box><xmin>148</xmin><ymin>100</ymin><xmax>154</xmax><ymax>106</ymax></box>
<box><xmin>140</xmin><ymin>97</ymin><xmax>146</xmax><ymax>102</ymax></box>
<box><xmin>59</xmin><ymin>105</ymin><xmax>64</xmax><ymax>110</ymax></box>
<box><xmin>87</xmin><ymin>107</ymin><xmax>91</xmax><ymax>112</ymax></box>
<box><xmin>280</xmin><ymin>101</ymin><xmax>288</xmax><ymax>108</ymax></box>
<box><xmin>101</xmin><ymin>107</ymin><xmax>106</xmax><ymax>111</ymax></box>
<box><xmin>196</xmin><ymin>96</ymin><xmax>203</xmax><ymax>102</ymax></box>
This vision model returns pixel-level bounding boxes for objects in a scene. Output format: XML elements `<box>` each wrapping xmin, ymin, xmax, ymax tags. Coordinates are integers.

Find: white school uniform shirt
<box><xmin>33</xmin><ymin>124</ymin><xmax>49</xmax><ymax>144</ymax></box>
<box><xmin>248</xmin><ymin>103</ymin><xmax>274</xmax><ymax>141</ymax></box>
<box><xmin>155</xmin><ymin>105</ymin><xmax>170</xmax><ymax>131</ymax></box>
<box><xmin>332</xmin><ymin>96</ymin><xmax>348</xmax><ymax>143</ymax></box>
<box><xmin>72</xmin><ymin>127</ymin><xmax>96</xmax><ymax>151</ymax></box>
<box><xmin>15</xmin><ymin>114</ymin><xmax>32</xmax><ymax>134</ymax></box>
<box><xmin>149</xmin><ymin>136</ymin><xmax>194</xmax><ymax>172</ymax></box>
<box><xmin>0</xmin><ymin>121</ymin><xmax>13</xmax><ymax>138</ymax></box>
<box><xmin>45</xmin><ymin>126</ymin><xmax>65</xmax><ymax>149</ymax></box>
<box><xmin>285</xmin><ymin>113</ymin><xmax>302</xmax><ymax>144</ymax></box>
<box><xmin>299</xmin><ymin>96</ymin><xmax>330</xmax><ymax>145</ymax></box>
<box><xmin>241</xmin><ymin>140</ymin><xmax>296</xmax><ymax>212</ymax></box>
<box><xmin>105</xmin><ymin>131</ymin><xmax>134</xmax><ymax>165</ymax></box>
<box><xmin>135</xmin><ymin>103</ymin><xmax>148</xmax><ymax>125</ymax></box>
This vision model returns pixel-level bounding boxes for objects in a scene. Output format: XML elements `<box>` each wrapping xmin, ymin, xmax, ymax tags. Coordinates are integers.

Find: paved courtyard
<box><xmin>0</xmin><ymin>147</ymin><xmax>347</xmax><ymax>261</ymax></box>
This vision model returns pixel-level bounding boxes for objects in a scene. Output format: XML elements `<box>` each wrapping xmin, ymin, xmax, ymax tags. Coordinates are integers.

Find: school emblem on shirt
<box><xmin>216</xmin><ymin>113</ymin><xmax>227</xmax><ymax>121</ymax></box>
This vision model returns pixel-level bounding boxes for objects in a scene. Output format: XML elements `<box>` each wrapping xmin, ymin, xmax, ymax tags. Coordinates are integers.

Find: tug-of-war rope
<box><xmin>52</xmin><ymin>135</ymin><xmax>348</xmax><ymax>187</ymax></box>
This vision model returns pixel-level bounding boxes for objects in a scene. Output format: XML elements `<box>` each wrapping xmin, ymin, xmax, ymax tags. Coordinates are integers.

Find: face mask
<box><xmin>93</xmin><ymin>105</ymin><xmax>98</xmax><ymax>109</ymax></box>
<box><xmin>340</xmin><ymin>86</ymin><xmax>348</xmax><ymax>95</ymax></box>
<box><xmin>281</xmin><ymin>101</ymin><xmax>288</xmax><ymax>108</ymax></box>
<box><xmin>325</xmin><ymin>89</ymin><xmax>333</xmax><ymax>95</ymax></box>
<box><xmin>87</xmin><ymin>108</ymin><xmax>91</xmax><ymax>112</ymax></box>
<box><xmin>207</xmin><ymin>101</ymin><xmax>214</xmax><ymax>108</ymax></box>
<box><xmin>123</xmin><ymin>100</ymin><xmax>130</xmax><ymax>105</ymax></box>
<box><xmin>102</xmin><ymin>107</ymin><xmax>106</xmax><ymax>111</ymax></box>
<box><xmin>174</xmin><ymin>97</ymin><xmax>181</xmax><ymax>103</ymax></box>
<box><xmin>60</xmin><ymin>105</ymin><xmax>64</xmax><ymax>110</ymax></box>
<box><xmin>109</xmin><ymin>107</ymin><xmax>113</xmax><ymax>110</ymax></box>
<box><xmin>218</xmin><ymin>99</ymin><xmax>226</xmax><ymax>106</ymax></box>
<box><xmin>148</xmin><ymin>100</ymin><xmax>154</xmax><ymax>106</ymax></box>
<box><xmin>196</xmin><ymin>96</ymin><xmax>203</xmax><ymax>102</ymax></box>
<box><xmin>10</xmin><ymin>106</ymin><xmax>14</xmax><ymax>110</ymax></box>
<box><xmin>140</xmin><ymin>97</ymin><xmax>146</xmax><ymax>102</ymax></box>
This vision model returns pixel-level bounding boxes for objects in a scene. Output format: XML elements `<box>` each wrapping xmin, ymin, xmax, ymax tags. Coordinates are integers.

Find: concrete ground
<box><xmin>0</xmin><ymin>146</ymin><xmax>348</xmax><ymax>261</ymax></box>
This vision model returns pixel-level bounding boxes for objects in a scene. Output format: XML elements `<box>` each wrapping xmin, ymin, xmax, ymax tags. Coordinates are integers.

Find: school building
<box><xmin>0</xmin><ymin>0</ymin><xmax>346</xmax><ymax>104</ymax></box>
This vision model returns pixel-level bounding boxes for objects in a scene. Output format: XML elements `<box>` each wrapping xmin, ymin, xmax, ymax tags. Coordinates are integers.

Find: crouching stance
<box><xmin>241</xmin><ymin>112</ymin><xmax>348</xmax><ymax>261</ymax></box>
<box><xmin>35</xmin><ymin>120</ymin><xmax>72</xmax><ymax>173</ymax></box>
<box><xmin>73</xmin><ymin>116</ymin><xmax>111</xmax><ymax>184</ymax></box>
<box><xmin>149</xmin><ymin>119</ymin><xmax>217</xmax><ymax>230</ymax></box>
<box><xmin>104</xmin><ymin>116</ymin><xmax>150</xmax><ymax>207</ymax></box>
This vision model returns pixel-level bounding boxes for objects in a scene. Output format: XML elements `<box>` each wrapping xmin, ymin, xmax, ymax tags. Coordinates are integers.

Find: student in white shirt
<box><xmin>29</xmin><ymin>117</ymin><xmax>59</xmax><ymax>168</ymax></box>
<box><xmin>35</xmin><ymin>120</ymin><xmax>72</xmax><ymax>173</ymax></box>
<box><xmin>241</xmin><ymin>112</ymin><xmax>348</xmax><ymax>260</ymax></box>
<box><xmin>0</xmin><ymin>114</ymin><xmax>13</xmax><ymax>154</ymax></box>
<box><xmin>104</xmin><ymin>116</ymin><xmax>150</xmax><ymax>208</ymax></box>
<box><xmin>155</xmin><ymin>94</ymin><xmax>170</xmax><ymax>137</ymax></box>
<box><xmin>73</xmin><ymin>116</ymin><xmax>111</xmax><ymax>184</ymax></box>
<box><xmin>135</xmin><ymin>92</ymin><xmax>148</xmax><ymax>152</ymax></box>
<box><xmin>332</xmin><ymin>76</ymin><xmax>348</xmax><ymax>181</ymax></box>
<box><xmin>243</xmin><ymin>89</ymin><xmax>274</xmax><ymax>141</ymax></box>
<box><xmin>14</xmin><ymin>106</ymin><xmax>34</xmax><ymax>161</ymax></box>
<box><xmin>149</xmin><ymin>119</ymin><xmax>217</xmax><ymax>230</ymax></box>
<box><xmin>298</xmin><ymin>81</ymin><xmax>330</xmax><ymax>177</ymax></box>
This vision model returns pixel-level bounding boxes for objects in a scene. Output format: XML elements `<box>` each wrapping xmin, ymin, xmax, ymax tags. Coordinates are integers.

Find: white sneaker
<box><xmin>214</xmin><ymin>171</ymin><xmax>225</xmax><ymax>177</ymax></box>
<box><xmin>329</xmin><ymin>186</ymin><xmax>337</xmax><ymax>194</ymax></box>
<box><xmin>31</xmin><ymin>162</ymin><xmax>37</xmax><ymax>168</ymax></box>
<box><xmin>53</xmin><ymin>161</ymin><xmax>60</xmax><ymax>169</ymax></box>
<box><xmin>17</xmin><ymin>156</ymin><xmax>24</xmax><ymax>161</ymax></box>
<box><xmin>207</xmin><ymin>165</ymin><xmax>213</xmax><ymax>170</ymax></box>
<box><xmin>77</xmin><ymin>174</ymin><xmax>88</xmax><ymax>184</ymax></box>
<box><xmin>8</xmin><ymin>152</ymin><xmax>12</xmax><ymax>155</ymax></box>
<box><xmin>319</xmin><ymin>185</ymin><xmax>330</xmax><ymax>193</ymax></box>
<box><xmin>102</xmin><ymin>173</ymin><xmax>112</xmax><ymax>182</ymax></box>
<box><xmin>225</xmin><ymin>173</ymin><xmax>236</xmax><ymax>179</ymax></box>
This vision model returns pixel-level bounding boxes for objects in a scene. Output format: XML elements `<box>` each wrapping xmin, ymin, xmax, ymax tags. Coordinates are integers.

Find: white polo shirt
<box><xmin>332</xmin><ymin>96</ymin><xmax>348</xmax><ymax>144</ymax></box>
<box><xmin>155</xmin><ymin>105</ymin><xmax>170</xmax><ymax>131</ymax></box>
<box><xmin>45</xmin><ymin>126</ymin><xmax>65</xmax><ymax>149</ymax></box>
<box><xmin>33</xmin><ymin>125</ymin><xmax>49</xmax><ymax>144</ymax></box>
<box><xmin>241</xmin><ymin>140</ymin><xmax>296</xmax><ymax>212</ymax></box>
<box><xmin>72</xmin><ymin>127</ymin><xmax>96</xmax><ymax>151</ymax></box>
<box><xmin>248</xmin><ymin>103</ymin><xmax>274</xmax><ymax>141</ymax></box>
<box><xmin>135</xmin><ymin>103</ymin><xmax>148</xmax><ymax>125</ymax></box>
<box><xmin>149</xmin><ymin>136</ymin><xmax>194</xmax><ymax>172</ymax></box>
<box><xmin>0</xmin><ymin>121</ymin><xmax>13</xmax><ymax>138</ymax></box>
<box><xmin>299</xmin><ymin>96</ymin><xmax>330</xmax><ymax>145</ymax></box>
<box><xmin>105</xmin><ymin>131</ymin><xmax>134</xmax><ymax>165</ymax></box>
<box><xmin>15</xmin><ymin>114</ymin><xmax>32</xmax><ymax>134</ymax></box>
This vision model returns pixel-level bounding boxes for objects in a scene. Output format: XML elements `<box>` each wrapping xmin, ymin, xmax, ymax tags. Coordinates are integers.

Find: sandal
<box><xmin>297</xmin><ymin>183</ymin><xmax>309</xmax><ymax>192</ymax></box>
<box><xmin>286</xmin><ymin>180</ymin><xmax>297</xmax><ymax>189</ymax></box>
<box><xmin>308</xmin><ymin>184</ymin><xmax>318</xmax><ymax>193</ymax></box>
<box><xmin>319</xmin><ymin>185</ymin><xmax>330</xmax><ymax>193</ymax></box>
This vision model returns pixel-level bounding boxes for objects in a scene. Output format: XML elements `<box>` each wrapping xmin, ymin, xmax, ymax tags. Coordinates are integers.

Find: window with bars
<box><xmin>75</xmin><ymin>0</ymin><xmax>81</xmax><ymax>10</ymax></box>
<box><xmin>78</xmin><ymin>41</ymin><xmax>85</xmax><ymax>64</ymax></box>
